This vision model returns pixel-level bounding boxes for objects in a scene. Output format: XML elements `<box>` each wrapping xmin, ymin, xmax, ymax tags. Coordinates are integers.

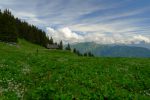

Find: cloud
<box><xmin>133</xmin><ymin>35</ymin><xmax>150</xmax><ymax>43</ymax></box>
<box><xmin>0</xmin><ymin>0</ymin><xmax>150</xmax><ymax>44</ymax></box>
<box><xmin>46</xmin><ymin>27</ymin><xmax>150</xmax><ymax>44</ymax></box>
<box><xmin>46</xmin><ymin>27</ymin><xmax>83</xmax><ymax>43</ymax></box>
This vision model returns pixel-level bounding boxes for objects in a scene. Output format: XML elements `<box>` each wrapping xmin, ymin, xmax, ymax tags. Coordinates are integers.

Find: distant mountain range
<box><xmin>71</xmin><ymin>42</ymin><xmax>150</xmax><ymax>57</ymax></box>
<box><xmin>128</xmin><ymin>43</ymin><xmax>150</xmax><ymax>50</ymax></box>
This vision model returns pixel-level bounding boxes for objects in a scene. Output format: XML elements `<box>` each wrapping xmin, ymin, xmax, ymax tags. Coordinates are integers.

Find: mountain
<box><xmin>127</xmin><ymin>43</ymin><xmax>150</xmax><ymax>50</ymax></box>
<box><xmin>71</xmin><ymin>42</ymin><xmax>150</xmax><ymax>57</ymax></box>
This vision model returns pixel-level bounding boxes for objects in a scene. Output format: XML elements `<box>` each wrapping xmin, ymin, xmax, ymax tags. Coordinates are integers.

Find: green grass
<box><xmin>0</xmin><ymin>39</ymin><xmax>150</xmax><ymax>100</ymax></box>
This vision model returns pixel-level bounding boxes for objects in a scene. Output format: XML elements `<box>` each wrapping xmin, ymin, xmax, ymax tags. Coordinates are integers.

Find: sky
<box><xmin>0</xmin><ymin>0</ymin><xmax>150</xmax><ymax>44</ymax></box>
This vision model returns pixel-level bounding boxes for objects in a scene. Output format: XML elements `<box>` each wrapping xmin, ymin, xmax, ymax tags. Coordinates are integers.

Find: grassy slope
<box><xmin>0</xmin><ymin>40</ymin><xmax>150</xmax><ymax>100</ymax></box>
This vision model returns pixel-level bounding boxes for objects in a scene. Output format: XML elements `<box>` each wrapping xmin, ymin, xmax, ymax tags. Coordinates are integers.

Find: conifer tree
<box><xmin>0</xmin><ymin>9</ymin><xmax>17</xmax><ymax>42</ymax></box>
<box><xmin>58</xmin><ymin>40</ymin><xmax>63</xmax><ymax>50</ymax></box>
<box><xmin>84</xmin><ymin>52</ymin><xmax>88</xmax><ymax>56</ymax></box>
<box><xmin>49</xmin><ymin>37</ymin><xmax>54</xmax><ymax>44</ymax></box>
<box><xmin>65</xmin><ymin>43</ymin><xmax>71</xmax><ymax>51</ymax></box>
<box><xmin>88</xmin><ymin>52</ymin><xmax>92</xmax><ymax>57</ymax></box>
<box><xmin>0</xmin><ymin>9</ymin><xmax>50</xmax><ymax>47</ymax></box>
<box><xmin>73</xmin><ymin>48</ymin><xmax>77</xmax><ymax>53</ymax></box>
<box><xmin>77</xmin><ymin>50</ymin><xmax>83</xmax><ymax>56</ymax></box>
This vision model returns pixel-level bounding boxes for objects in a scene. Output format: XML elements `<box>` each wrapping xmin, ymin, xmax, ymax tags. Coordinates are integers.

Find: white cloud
<box><xmin>46</xmin><ymin>27</ymin><xmax>83</xmax><ymax>44</ymax></box>
<box><xmin>13</xmin><ymin>12</ymin><xmax>36</xmax><ymax>18</ymax></box>
<box><xmin>9</xmin><ymin>10</ymin><xmax>46</xmax><ymax>26</ymax></box>
<box><xmin>1</xmin><ymin>0</ymin><xmax>150</xmax><ymax>45</ymax></box>
<box><xmin>46</xmin><ymin>27</ymin><xmax>150</xmax><ymax>44</ymax></box>
<box><xmin>133</xmin><ymin>35</ymin><xmax>150</xmax><ymax>43</ymax></box>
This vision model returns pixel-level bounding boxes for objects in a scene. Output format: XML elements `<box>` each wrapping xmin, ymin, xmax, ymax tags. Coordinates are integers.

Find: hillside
<box><xmin>96</xmin><ymin>45</ymin><xmax>150</xmax><ymax>57</ymax></box>
<box><xmin>71</xmin><ymin>42</ymin><xmax>150</xmax><ymax>57</ymax></box>
<box><xmin>0</xmin><ymin>40</ymin><xmax>150</xmax><ymax>99</ymax></box>
<box><xmin>0</xmin><ymin>9</ymin><xmax>54</xmax><ymax>48</ymax></box>
<box><xmin>128</xmin><ymin>43</ymin><xmax>150</xmax><ymax>50</ymax></box>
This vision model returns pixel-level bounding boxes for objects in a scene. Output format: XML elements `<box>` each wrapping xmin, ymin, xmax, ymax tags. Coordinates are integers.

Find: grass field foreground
<box><xmin>0</xmin><ymin>40</ymin><xmax>150</xmax><ymax>100</ymax></box>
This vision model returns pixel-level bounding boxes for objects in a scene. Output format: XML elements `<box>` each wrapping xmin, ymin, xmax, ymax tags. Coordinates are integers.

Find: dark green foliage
<box><xmin>58</xmin><ymin>40</ymin><xmax>63</xmax><ymax>50</ymax></box>
<box><xmin>0</xmin><ymin>9</ymin><xmax>18</xmax><ymax>42</ymax></box>
<box><xmin>0</xmin><ymin>9</ymin><xmax>51</xmax><ymax>47</ymax></box>
<box><xmin>73</xmin><ymin>48</ymin><xmax>83</xmax><ymax>56</ymax></box>
<box><xmin>73</xmin><ymin>48</ymin><xmax>77</xmax><ymax>53</ymax></box>
<box><xmin>65</xmin><ymin>43</ymin><xmax>71</xmax><ymax>51</ymax></box>
<box><xmin>83</xmin><ymin>52</ymin><xmax>94</xmax><ymax>57</ymax></box>
<box><xmin>77</xmin><ymin>51</ymin><xmax>83</xmax><ymax>56</ymax></box>
<box><xmin>84</xmin><ymin>52</ymin><xmax>88</xmax><ymax>56</ymax></box>
<box><xmin>49</xmin><ymin>37</ymin><xmax>54</xmax><ymax>44</ymax></box>
<box><xmin>76</xmin><ymin>50</ymin><xmax>83</xmax><ymax>56</ymax></box>
<box><xmin>15</xmin><ymin>18</ymin><xmax>49</xmax><ymax>47</ymax></box>
<box><xmin>88</xmin><ymin>51</ymin><xmax>94</xmax><ymax>57</ymax></box>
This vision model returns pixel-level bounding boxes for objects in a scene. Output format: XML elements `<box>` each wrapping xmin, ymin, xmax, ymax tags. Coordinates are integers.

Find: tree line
<box><xmin>0</xmin><ymin>9</ymin><xmax>94</xmax><ymax>57</ymax></box>
<box><xmin>0</xmin><ymin>9</ymin><xmax>53</xmax><ymax>48</ymax></box>
<box><xmin>65</xmin><ymin>43</ymin><xmax>94</xmax><ymax>57</ymax></box>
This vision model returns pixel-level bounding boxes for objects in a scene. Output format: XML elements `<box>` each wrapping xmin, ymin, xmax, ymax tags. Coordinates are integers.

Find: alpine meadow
<box><xmin>0</xmin><ymin>0</ymin><xmax>150</xmax><ymax>100</ymax></box>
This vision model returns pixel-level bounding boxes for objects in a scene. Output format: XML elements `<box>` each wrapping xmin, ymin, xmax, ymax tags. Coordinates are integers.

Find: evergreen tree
<box><xmin>83</xmin><ymin>51</ymin><xmax>94</xmax><ymax>57</ymax></box>
<box><xmin>65</xmin><ymin>43</ymin><xmax>71</xmax><ymax>51</ymax></box>
<box><xmin>90</xmin><ymin>52</ymin><xmax>94</xmax><ymax>57</ymax></box>
<box><xmin>73</xmin><ymin>48</ymin><xmax>77</xmax><ymax>53</ymax></box>
<box><xmin>0</xmin><ymin>9</ymin><xmax>18</xmax><ymax>42</ymax></box>
<box><xmin>49</xmin><ymin>37</ymin><xmax>53</xmax><ymax>44</ymax></box>
<box><xmin>84</xmin><ymin>52</ymin><xmax>88</xmax><ymax>56</ymax></box>
<box><xmin>58</xmin><ymin>40</ymin><xmax>63</xmax><ymax>50</ymax></box>
<box><xmin>88</xmin><ymin>52</ymin><xmax>92</xmax><ymax>57</ymax></box>
<box><xmin>0</xmin><ymin>9</ymin><xmax>1</xmax><ymax>15</ymax></box>
<box><xmin>0</xmin><ymin>9</ymin><xmax>50</xmax><ymax>47</ymax></box>
<box><xmin>77</xmin><ymin>50</ymin><xmax>83</xmax><ymax>56</ymax></box>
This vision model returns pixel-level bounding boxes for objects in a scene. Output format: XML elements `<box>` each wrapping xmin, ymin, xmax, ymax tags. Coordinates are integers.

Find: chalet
<box><xmin>47</xmin><ymin>44</ymin><xmax>59</xmax><ymax>49</ymax></box>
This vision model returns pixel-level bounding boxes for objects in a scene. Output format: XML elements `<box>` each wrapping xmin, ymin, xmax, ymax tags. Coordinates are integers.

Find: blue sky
<box><xmin>0</xmin><ymin>0</ymin><xmax>150</xmax><ymax>44</ymax></box>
